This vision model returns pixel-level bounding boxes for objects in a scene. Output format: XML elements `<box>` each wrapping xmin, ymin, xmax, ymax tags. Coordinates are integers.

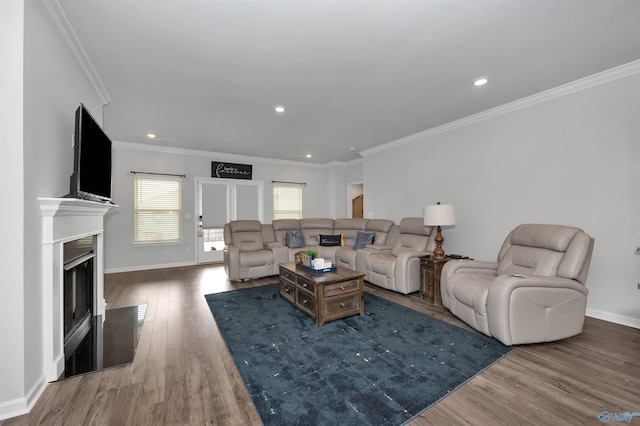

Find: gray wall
<box><xmin>0</xmin><ymin>0</ymin><xmax>104</xmax><ymax>418</ymax></box>
<box><xmin>363</xmin><ymin>69</ymin><xmax>640</xmax><ymax>327</ymax></box>
<box><xmin>104</xmin><ymin>144</ymin><xmax>361</xmax><ymax>272</ymax></box>
<box><xmin>0</xmin><ymin>0</ymin><xmax>26</xmax><ymax>411</ymax></box>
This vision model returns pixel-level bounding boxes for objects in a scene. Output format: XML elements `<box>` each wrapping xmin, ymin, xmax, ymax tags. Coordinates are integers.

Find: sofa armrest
<box><xmin>264</xmin><ymin>241</ymin><xmax>283</xmax><ymax>249</ymax></box>
<box><xmin>394</xmin><ymin>250</ymin><xmax>429</xmax><ymax>263</ymax></box>
<box><xmin>491</xmin><ymin>274</ymin><xmax>589</xmax><ymax>294</ymax></box>
<box><xmin>363</xmin><ymin>244</ymin><xmax>392</xmax><ymax>255</ymax></box>
<box><xmin>487</xmin><ymin>274</ymin><xmax>589</xmax><ymax>345</ymax></box>
<box><xmin>354</xmin><ymin>245</ymin><xmax>392</xmax><ymax>272</ymax></box>
<box><xmin>223</xmin><ymin>245</ymin><xmax>240</xmax><ymax>280</ymax></box>
<box><xmin>270</xmin><ymin>246</ymin><xmax>290</xmax><ymax>266</ymax></box>
<box><xmin>440</xmin><ymin>260</ymin><xmax>498</xmax><ymax>308</ymax></box>
<box><xmin>393</xmin><ymin>251</ymin><xmax>429</xmax><ymax>293</ymax></box>
<box><xmin>441</xmin><ymin>259</ymin><xmax>498</xmax><ymax>286</ymax></box>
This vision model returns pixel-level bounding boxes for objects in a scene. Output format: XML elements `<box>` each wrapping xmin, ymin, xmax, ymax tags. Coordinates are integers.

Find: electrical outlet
<box><xmin>636</xmin><ymin>247</ymin><xmax>640</xmax><ymax>255</ymax></box>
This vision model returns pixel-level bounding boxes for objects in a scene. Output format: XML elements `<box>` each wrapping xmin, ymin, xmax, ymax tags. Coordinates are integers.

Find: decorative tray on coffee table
<box><xmin>296</xmin><ymin>264</ymin><xmax>337</xmax><ymax>275</ymax></box>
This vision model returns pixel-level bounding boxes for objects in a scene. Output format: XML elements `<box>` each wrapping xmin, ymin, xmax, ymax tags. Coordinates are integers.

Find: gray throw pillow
<box><xmin>286</xmin><ymin>230</ymin><xmax>305</xmax><ymax>248</ymax></box>
<box><xmin>353</xmin><ymin>231</ymin><xmax>375</xmax><ymax>249</ymax></box>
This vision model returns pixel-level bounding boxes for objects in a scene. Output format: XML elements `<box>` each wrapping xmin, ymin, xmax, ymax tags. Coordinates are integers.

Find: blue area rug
<box><xmin>205</xmin><ymin>284</ymin><xmax>510</xmax><ymax>425</ymax></box>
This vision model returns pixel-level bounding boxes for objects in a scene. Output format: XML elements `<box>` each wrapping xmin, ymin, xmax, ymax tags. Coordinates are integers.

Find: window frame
<box><xmin>133</xmin><ymin>175</ymin><xmax>183</xmax><ymax>245</ymax></box>
<box><xmin>272</xmin><ymin>183</ymin><xmax>303</xmax><ymax>220</ymax></box>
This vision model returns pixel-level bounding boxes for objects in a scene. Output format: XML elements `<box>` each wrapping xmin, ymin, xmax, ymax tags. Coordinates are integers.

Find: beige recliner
<box><xmin>223</xmin><ymin>220</ymin><xmax>274</xmax><ymax>280</ymax></box>
<box><xmin>441</xmin><ymin>224</ymin><xmax>594</xmax><ymax>346</ymax></box>
<box><xmin>363</xmin><ymin>217</ymin><xmax>436</xmax><ymax>294</ymax></box>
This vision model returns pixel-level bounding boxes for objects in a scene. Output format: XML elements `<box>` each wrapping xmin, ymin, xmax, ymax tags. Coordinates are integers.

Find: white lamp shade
<box><xmin>424</xmin><ymin>204</ymin><xmax>456</xmax><ymax>226</ymax></box>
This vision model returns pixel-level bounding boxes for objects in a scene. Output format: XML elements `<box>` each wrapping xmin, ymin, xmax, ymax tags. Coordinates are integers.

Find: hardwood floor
<box><xmin>3</xmin><ymin>264</ymin><xmax>639</xmax><ymax>425</ymax></box>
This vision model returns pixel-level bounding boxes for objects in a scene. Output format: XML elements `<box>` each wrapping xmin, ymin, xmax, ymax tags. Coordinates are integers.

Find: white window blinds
<box><xmin>201</xmin><ymin>183</ymin><xmax>228</xmax><ymax>229</ymax></box>
<box><xmin>273</xmin><ymin>184</ymin><xmax>302</xmax><ymax>219</ymax></box>
<box><xmin>134</xmin><ymin>177</ymin><xmax>182</xmax><ymax>243</ymax></box>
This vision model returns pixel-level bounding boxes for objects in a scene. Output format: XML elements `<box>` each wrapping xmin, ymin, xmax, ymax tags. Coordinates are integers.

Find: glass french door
<box><xmin>196</xmin><ymin>178</ymin><xmax>263</xmax><ymax>264</ymax></box>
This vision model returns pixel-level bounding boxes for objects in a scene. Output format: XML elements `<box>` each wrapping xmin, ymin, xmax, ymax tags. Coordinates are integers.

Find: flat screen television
<box><xmin>66</xmin><ymin>104</ymin><xmax>113</xmax><ymax>203</ymax></box>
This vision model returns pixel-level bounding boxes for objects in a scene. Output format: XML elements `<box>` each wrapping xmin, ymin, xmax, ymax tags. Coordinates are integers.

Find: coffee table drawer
<box><xmin>324</xmin><ymin>278</ymin><xmax>361</xmax><ymax>297</ymax></box>
<box><xmin>280</xmin><ymin>268</ymin><xmax>296</xmax><ymax>284</ymax></box>
<box><xmin>280</xmin><ymin>280</ymin><xmax>296</xmax><ymax>304</ymax></box>
<box><xmin>296</xmin><ymin>277</ymin><xmax>316</xmax><ymax>294</ymax></box>
<box><xmin>296</xmin><ymin>289</ymin><xmax>316</xmax><ymax>317</ymax></box>
<box><xmin>324</xmin><ymin>293</ymin><xmax>362</xmax><ymax>321</ymax></box>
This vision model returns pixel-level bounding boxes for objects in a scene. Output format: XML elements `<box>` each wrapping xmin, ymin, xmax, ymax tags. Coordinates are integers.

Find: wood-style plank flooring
<box><xmin>3</xmin><ymin>264</ymin><xmax>639</xmax><ymax>425</ymax></box>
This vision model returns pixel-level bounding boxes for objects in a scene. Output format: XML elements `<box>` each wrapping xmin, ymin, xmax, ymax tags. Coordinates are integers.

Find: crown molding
<box><xmin>41</xmin><ymin>0</ymin><xmax>111</xmax><ymax>105</ymax></box>
<box><xmin>326</xmin><ymin>158</ymin><xmax>363</xmax><ymax>168</ymax></box>
<box><xmin>360</xmin><ymin>59</ymin><xmax>640</xmax><ymax>158</ymax></box>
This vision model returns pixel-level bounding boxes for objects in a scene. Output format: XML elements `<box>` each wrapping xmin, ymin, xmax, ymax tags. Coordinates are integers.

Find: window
<box><xmin>273</xmin><ymin>184</ymin><xmax>302</xmax><ymax>219</ymax></box>
<box><xmin>134</xmin><ymin>176</ymin><xmax>182</xmax><ymax>243</ymax></box>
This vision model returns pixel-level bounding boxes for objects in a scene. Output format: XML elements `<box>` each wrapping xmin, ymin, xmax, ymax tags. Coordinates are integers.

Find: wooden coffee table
<box><xmin>278</xmin><ymin>262</ymin><xmax>365</xmax><ymax>326</ymax></box>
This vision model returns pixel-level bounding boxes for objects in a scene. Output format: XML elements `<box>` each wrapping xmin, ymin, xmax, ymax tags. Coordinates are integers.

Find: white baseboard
<box><xmin>105</xmin><ymin>260</ymin><xmax>196</xmax><ymax>274</ymax></box>
<box><xmin>586</xmin><ymin>308</ymin><xmax>640</xmax><ymax>329</ymax></box>
<box><xmin>0</xmin><ymin>375</ymin><xmax>47</xmax><ymax>421</ymax></box>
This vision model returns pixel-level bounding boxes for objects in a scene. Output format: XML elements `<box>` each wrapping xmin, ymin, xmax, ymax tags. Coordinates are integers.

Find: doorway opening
<box><xmin>347</xmin><ymin>182</ymin><xmax>364</xmax><ymax>218</ymax></box>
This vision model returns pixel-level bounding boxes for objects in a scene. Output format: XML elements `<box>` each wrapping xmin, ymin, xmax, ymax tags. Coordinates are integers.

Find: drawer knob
<box><xmin>302</xmin><ymin>283</ymin><xmax>308</xmax><ymax>288</ymax></box>
<box><xmin>301</xmin><ymin>299</ymin><xmax>308</xmax><ymax>305</ymax></box>
<box><xmin>339</xmin><ymin>286</ymin><xmax>345</xmax><ymax>291</ymax></box>
<box><xmin>340</xmin><ymin>302</ymin><xmax>345</xmax><ymax>308</ymax></box>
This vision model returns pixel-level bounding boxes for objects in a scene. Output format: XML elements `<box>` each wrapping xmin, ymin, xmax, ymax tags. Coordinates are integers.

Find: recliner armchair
<box><xmin>363</xmin><ymin>217</ymin><xmax>436</xmax><ymax>294</ymax></box>
<box><xmin>441</xmin><ymin>224</ymin><xmax>594</xmax><ymax>346</ymax></box>
<box><xmin>223</xmin><ymin>220</ymin><xmax>275</xmax><ymax>280</ymax></box>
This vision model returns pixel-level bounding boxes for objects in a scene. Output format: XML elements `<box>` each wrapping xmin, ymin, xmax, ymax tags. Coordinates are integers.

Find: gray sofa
<box><xmin>223</xmin><ymin>217</ymin><xmax>436</xmax><ymax>294</ymax></box>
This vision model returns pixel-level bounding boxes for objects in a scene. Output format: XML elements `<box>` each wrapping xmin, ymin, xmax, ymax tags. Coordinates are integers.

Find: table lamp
<box><xmin>423</xmin><ymin>202</ymin><xmax>456</xmax><ymax>261</ymax></box>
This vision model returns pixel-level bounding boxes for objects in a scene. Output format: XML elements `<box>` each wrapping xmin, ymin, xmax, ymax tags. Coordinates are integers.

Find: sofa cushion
<box><xmin>496</xmin><ymin>246</ymin><xmax>563</xmax><ymax>277</ymax></box>
<box><xmin>399</xmin><ymin>217</ymin><xmax>432</xmax><ymax>236</ymax></box>
<box><xmin>239</xmin><ymin>249</ymin><xmax>274</xmax><ymax>268</ymax></box>
<box><xmin>353</xmin><ymin>231</ymin><xmax>375</xmax><ymax>249</ymax></box>
<box><xmin>365</xmin><ymin>219</ymin><xmax>394</xmax><ymax>244</ymax></box>
<box><xmin>334</xmin><ymin>218</ymin><xmax>367</xmax><ymax>247</ymax></box>
<box><xmin>285</xmin><ymin>230</ymin><xmax>305</xmax><ymax>248</ymax></box>
<box><xmin>391</xmin><ymin>234</ymin><xmax>429</xmax><ymax>256</ymax></box>
<box><xmin>231</xmin><ymin>231</ymin><xmax>264</xmax><ymax>252</ymax></box>
<box><xmin>300</xmin><ymin>218</ymin><xmax>334</xmax><ymax>246</ymax></box>
<box><xmin>506</xmin><ymin>224</ymin><xmax>580</xmax><ymax>252</ymax></box>
<box><xmin>229</xmin><ymin>220</ymin><xmax>263</xmax><ymax>233</ymax></box>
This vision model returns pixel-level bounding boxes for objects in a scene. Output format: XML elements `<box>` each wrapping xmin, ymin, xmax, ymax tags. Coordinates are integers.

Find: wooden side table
<box><xmin>420</xmin><ymin>255</ymin><xmax>471</xmax><ymax>305</ymax></box>
<box><xmin>420</xmin><ymin>256</ymin><xmax>449</xmax><ymax>305</ymax></box>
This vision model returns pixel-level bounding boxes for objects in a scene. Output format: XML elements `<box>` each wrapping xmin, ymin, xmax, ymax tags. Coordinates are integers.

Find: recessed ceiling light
<box><xmin>305</xmin><ymin>154</ymin><xmax>312</xmax><ymax>158</ymax></box>
<box><xmin>473</xmin><ymin>76</ymin><xmax>489</xmax><ymax>86</ymax></box>
<box><xmin>274</xmin><ymin>105</ymin><xmax>286</xmax><ymax>113</ymax></box>
<box><xmin>147</xmin><ymin>133</ymin><xmax>156</xmax><ymax>139</ymax></box>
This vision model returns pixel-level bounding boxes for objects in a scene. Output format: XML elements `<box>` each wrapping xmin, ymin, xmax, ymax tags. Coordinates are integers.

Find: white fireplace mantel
<box><xmin>39</xmin><ymin>197</ymin><xmax>116</xmax><ymax>381</ymax></box>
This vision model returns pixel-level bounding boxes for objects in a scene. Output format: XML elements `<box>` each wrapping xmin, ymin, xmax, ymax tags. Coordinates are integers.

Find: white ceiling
<box><xmin>55</xmin><ymin>0</ymin><xmax>640</xmax><ymax>164</ymax></box>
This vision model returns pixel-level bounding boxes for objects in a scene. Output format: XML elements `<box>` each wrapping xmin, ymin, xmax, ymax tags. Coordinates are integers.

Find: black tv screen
<box><xmin>68</xmin><ymin>104</ymin><xmax>112</xmax><ymax>203</ymax></box>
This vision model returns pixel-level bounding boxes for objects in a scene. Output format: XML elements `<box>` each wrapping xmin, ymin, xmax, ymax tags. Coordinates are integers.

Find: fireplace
<box><xmin>39</xmin><ymin>197</ymin><xmax>116</xmax><ymax>381</ymax></box>
<box><xmin>63</xmin><ymin>236</ymin><xmax>95</xmax><ymax>352</ymax></box>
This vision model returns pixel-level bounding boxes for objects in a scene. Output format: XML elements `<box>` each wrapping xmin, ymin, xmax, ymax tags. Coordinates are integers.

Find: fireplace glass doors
<box><xmin>63</xmin><ymin>236</ymin><xmax>95</xmax><ymax>349</ymax></box>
